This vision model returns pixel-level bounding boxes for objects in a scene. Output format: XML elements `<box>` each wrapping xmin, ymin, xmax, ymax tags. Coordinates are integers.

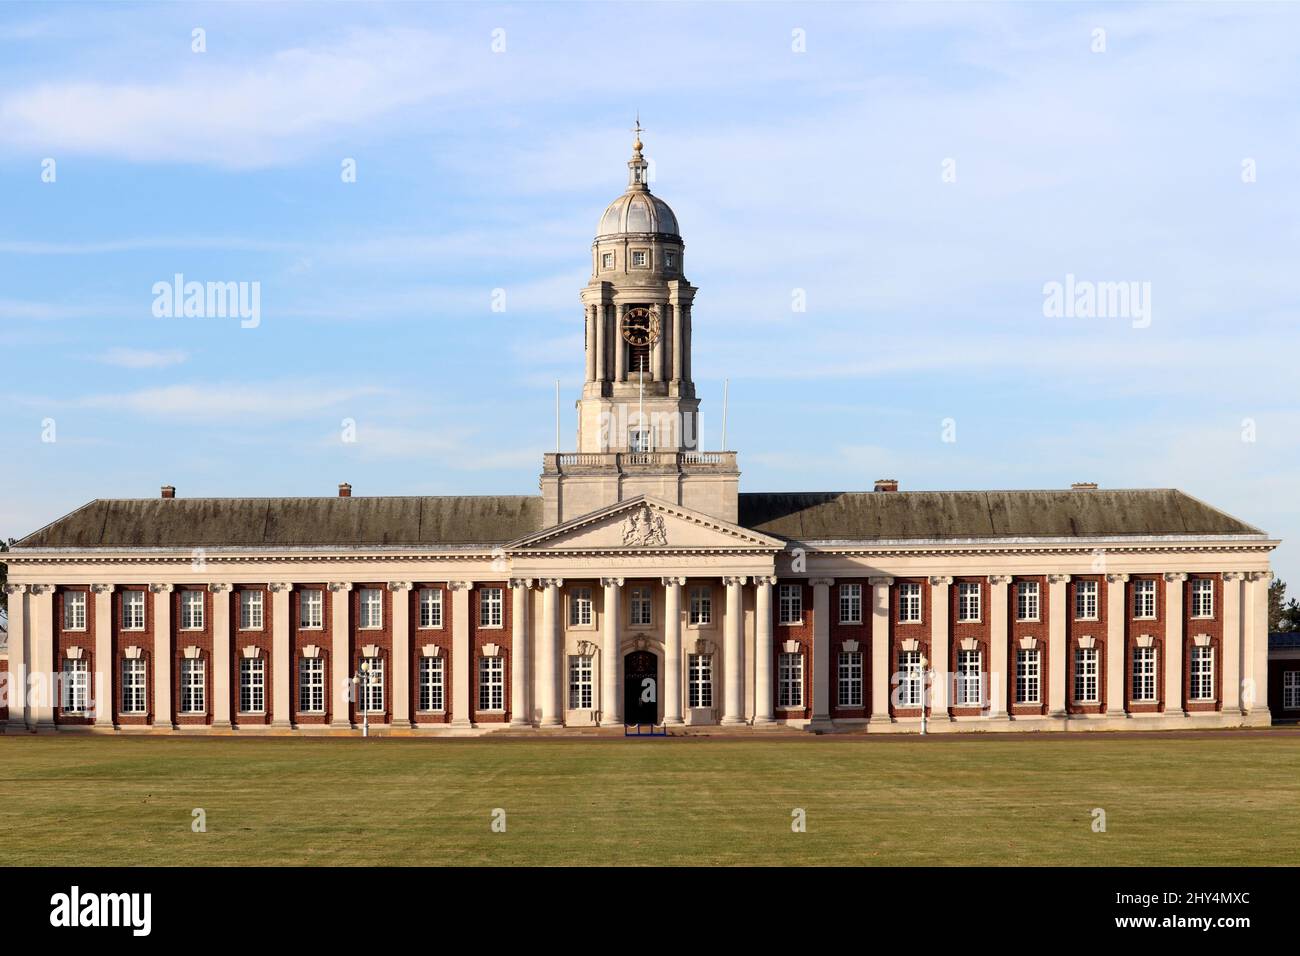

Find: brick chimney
<box><xmin>160</xmin><ymin>485</ymin><xmax>176</xmax><ymax>499</ymax></box>
<box><xmin>1071</xmin><ymin>482</ymin><xmax>1099</xmax><ymax>491</ymax></box>
<box><xmin>338</xmin><ymin>482</ymin><xmax>352</xmax><ymax>498</ymax></box>
<box><xmin>874</xmin><ymin>478</ymin><xmax>899</xmax><ymax>492</ymax></box>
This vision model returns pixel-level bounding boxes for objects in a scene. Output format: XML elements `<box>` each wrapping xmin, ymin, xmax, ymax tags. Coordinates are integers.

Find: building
<box><xmin>1</xmin><ymin>133</ymin><xmax>1280</xmax><ymax>735</ymax></box>
<box><xmin>1268</xmin><ymin>633</ymin><xmax>1300</xmax><ymax>721</ymax></box>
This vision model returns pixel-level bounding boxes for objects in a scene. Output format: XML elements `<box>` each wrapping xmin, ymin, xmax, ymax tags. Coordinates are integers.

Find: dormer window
<box><xmin>602</xmin><ymin>252</ymin><xmax>614</xmax><ymax>270</ymax></box>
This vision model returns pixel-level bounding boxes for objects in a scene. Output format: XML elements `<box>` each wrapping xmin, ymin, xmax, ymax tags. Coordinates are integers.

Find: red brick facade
<box><xmin>831</xmin><ymin>581</ymin><xmax>870</xmax><ymax>718</ymax></box>
<box><xmin>773</xmin><ymin>580</ymin><xmax>812</xmax><ymax>721</ymax></box>
<box><xmin>1065</xmin><ymin>575</ymin><xmax>1107</xmax><ymax>715</ymax></box>
<box><xmin>471</xmin><ymin>582</ymin><xmax>511</xmax><ymax>723</ymax></box>
<box><xmin>1009</xmin><ymin>576</ymin><xmax>1049</xmax><ymax>717</ymax></box>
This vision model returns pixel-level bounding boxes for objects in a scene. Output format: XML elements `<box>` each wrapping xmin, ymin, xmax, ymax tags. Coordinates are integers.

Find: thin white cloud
<box><xmin>68</xmin><ymin>382</ymin><xmax>388</xmax><ymax>422</ymax></box>
<box><xmin>94</xmin><ymin>347</ymin><xmax>189</xmax><ymax>370</ymax></box>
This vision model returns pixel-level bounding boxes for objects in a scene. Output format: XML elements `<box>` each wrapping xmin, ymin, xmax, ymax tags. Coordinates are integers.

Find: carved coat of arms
<box><xmin>622</xmin><ymin>504</ymin><xmax>668</xmax><ymax>547</ymax></box>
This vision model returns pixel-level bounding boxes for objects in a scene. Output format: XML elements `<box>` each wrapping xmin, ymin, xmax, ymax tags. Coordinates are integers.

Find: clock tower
<box><xmin>540</xmin><ymin>125</ymin><xmax>739</xmax><ymax>525</ymax></box>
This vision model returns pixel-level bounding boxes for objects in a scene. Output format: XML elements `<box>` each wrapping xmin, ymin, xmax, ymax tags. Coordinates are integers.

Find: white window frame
<box><xmin>1074</xmin><ymin>647</ymin><xmax>1099</xmax><ymax>703</ymax></box>
<box><xmin>689</xmin><ymin>586</ymin><xmax>712</xmax><ymax>627</ymax></box>
<box><xmin>569</xmin><ymin>587</ymin><xmax>594</xmax><ymax>628</ymax></box>
<box><xmin>62</xmin><ymin>659</ymin><xmax>90</xmax><ymax>713</ymax></box>
<box><xmin>630</xmin><ymin>586</ymin><xmax>653</xmax><ymax>627</ymax></box>
<box><xmin>1190</xmin><ymin>645</ymin><xmax>1215</xmax><ymax>701</ymax></box>
<box><xmin>1133</xmin><ymin>580</ymin><xmax>1156</xmax><ymax>620</ymax></box>
<box><xmin>358</xmin><ymin>588</ymin><xmax>383</xmax><ymax>630</ymax></box>
<box><xmin>568</xmin><ymin>655</ymin><xmax>593</xmax><ymax>710</ymax></box>
<box><xmin>838</xmin><ymin>650</ymin><xmax>863</xmax><ymax>708</ymax></box>
<box><xmin>956</xmin><ymin>649</ymin><xmax>983</xmax><ymax>706</ymax></box>
<box><xmin>239</xmin><ymin>590</ymin><xmax>264</xmax><ymax>631</ymax></box>
<box><xmin>479</xmin><ymin>587</ymin><xmax>504</xmax><ymax>629</ymax></box>
<box><xmin>1132</xmin><ymin>646</ymin><xmax>1157</xmax><ymax>702</ymax></box>
<box><xmin>180</xmin><ymin>657</ymin><xmax>206</xmax><ymax>714</ymax></box>
<box><xmin>63</xmin><ymin>591</ymin><xmax>87</xmax><ymax>631</ymax></box>
<box><xmin>180</xmin><ymin>590</ymin><xmax>205</xmax><ymax>631</ymax></box>
<box><xmin>360</xmin><ymin>657</ymin><xmax>385</xmax><ymax>714</ymax></box>
<box><xmin>418</xmin><ymin>588</ymin><xmax>443</xmax><ymax>629</ymax></box>
<box><xmin>898</xmin><ymin>650</ymin><xmax>923</xmax><ymax>707</ymax></box>
<box><xmin>1283</xmin><ymin>671</ymin><xmax>1300</xmax><ymax>710</ymax></box>
<box><xmin>1191</xmin><ymin>579</ymin><xmax>1214</xmax><ymax>619</ymax></box>
<box><xmin>1015</xmin><ymin>649</ymin><xmax>1040</xmax><ymax>704</ymax></box>
<box><xmin>688</xmin><ymin>653</ymin><xmax>713</xmax><ymax>708</ymax></box>
<box><xmin>898</xmin><ymin>583</ymin><xmax>922</xmax><ymax>623</ymax></box>
<box><xmin>479</xmin><ymin>656</ymin><xmax>504</xmax><ymax>711</ymax></box>
<box><xmin>778</xmin><ymin>651</ymin><xmax>804</xmax><ymax>708</ymax></box>
<box><xmin>122</xmin><ymin>591</ymin><xmax>146</xmax><ymax>631</ymax></box>
<box><xmin>778</xmin><ymin>584</ymin><xmax>803</xmax><ymax>625</ymax></box>
<box><xmin>1016</xmin><ymin>581</ymin><xmax>1040</xmax><ymax>622</ymax></box>
<box><xmin>121</xmin><ymin>658</ymin><xmax>147</xmax><ymax>714</ymax></box>
<box><xmin>631</xmin><ymin>249</ymin><xmax>648</xmax><ymax>268</ymax></box>
<box><xmin>838</xmin><ymin>583</ymin><xmax>862</xmax><ymax>625</ymax></box>
<box><xmin>419</xmin><ymin>656</ymin><xmax>445</xmax><ymax>713</ymax></box>
<box><xmin>601</xmin><ymin>251</ymin><xmax>615</xmax><ymax>270</ymax></box>
<box><xmin>300</xmin><ymin>589</ymin><xmax>324</xmax><ymax>630</ymax></box>
<box><xmin>239</xmin><ymin>658</ymin><xmax>266</xmax><ymax>714</ymax></box>
<box><xmin>1075</xmin><ymin>580</ymin><xmax>1099</xmax><ymax>621</ymax></box>
<box><xmin>957</xmin><ymin>582</ymin><xmax>981</xmax><ymax>623</ymax></box>
<box><xmin>299</xmin><ymin>657</ymin><xmax>325</xmax><ymax>713</ymax></box>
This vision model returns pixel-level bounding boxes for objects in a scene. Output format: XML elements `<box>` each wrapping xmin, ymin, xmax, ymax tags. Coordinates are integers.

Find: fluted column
<box><xmin>269</xmin><ymin>582</ymin><xmax>292</xmax><ymax>727</ymax></box>
<box><xmin>1221</xmin><ymin>572</ymin><xmax>1243</xmax><ymax>713</ymax></box>
<box><xmin>585</xmin><ymin>306</ymin><xmax>597</xmax><ymax>382</ymax></box>
<box><xmin>328</xmin><ymin>582</ymin><xmax>352</xmax><ymax>729</ymax></box>
<box><xmin>670</xmin><ymin>301</ymin><xmax>683</xmax><ymax>382</ymax></box>
<box><xmin>91</xmin><ymin>584</ymin><xmax>114</xmax><ymax>727</ymax></box>
<box><xmin>810</xmin><ymin>578</ymin><xmax>834</xmax><ymax>727</ymax></box>
<box><xmin>869</xmin><ymin>577</ymin><xmax>893</xmax><ymax>721</ymax></box>
<box><xmin>600</xmin><ymin>578</ymin><xmax>623</xmax><ymax>725</ymax></box>
<box><xmin>150</xmin><ymin>583</ymin><xmax>174</xmax><ymax>729</ymax></box>
<box><xmin>210</xmin><ymin>584</ymin><xmax>233</xmax><ymax>728</ymax></box>
<box><xmin>661</xmin><ymin>577</ymin><xmax>685</xmax><ymax>724</ymax></box>
<box><xmin>538</xmin><ymin>579</ymin><xmax>564</xmax><ymax>726</ymax></box>
<box><xmin>928</xmin><ymin>576</ymin><xmax>952</xmax><ymax>719</ymax></box>
<box><xmin>1164</xmin><ymin>572</ymin><xmax>1187</xmax><ymax>714</ymax></box>
<box><xmin>753</xmin><ymin>576</ymin><xmax>776</xmax><ymax>724</ymax></box>
<box><xmin>509</xmin><ymin>580</ymin><xmax>532</xmax><ymax>726</ymax></box>
<box><xmin>389</xmin><ymin>582</ymin><xmax>412</xmax><ymax>726</ymax></box>
<box><xmin>5</xmin><ymin>585</ymin><xmax>28</xmax><ymax>731</ymax></box>
<box><xmin>614</xmin><ymin>305</ymin><xmax>627</xmax><ymax>382</ymax></box>
<box><xmin>987</xmin><ymin>575</ymin><xmax>1011</xmax><ymax>718</ymax></box>
<box><xmin>721</xmin><ymin>576</ymin><xmax>747</xmax><ymax>724</ymax></box>
<box><xmin>1047</xmin><ymin>574</ymin><xmax>1069</xmax><ymax>718</ymax></box>
<box><xmin>449</xmin><ymin>582</ymin><xmax>473</xmax><ymax>728</ymax></box>
<box><xmin>1105</xmin><ymin>574</ymin><xmax>1129</xmax><ymax>716</ymax></box>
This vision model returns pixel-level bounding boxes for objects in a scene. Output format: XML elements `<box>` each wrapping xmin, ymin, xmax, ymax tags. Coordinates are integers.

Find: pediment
<box><xmin>507</xmin><ymin>496</ymin><xmax>783</xmax><ymax>553</ymax></box>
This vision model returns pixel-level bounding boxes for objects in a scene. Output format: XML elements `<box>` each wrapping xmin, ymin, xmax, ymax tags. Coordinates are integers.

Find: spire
<box><xmin>628</xmin><ymin>114</ymin><xmax>649</xmax><ymax>190</ymax></box>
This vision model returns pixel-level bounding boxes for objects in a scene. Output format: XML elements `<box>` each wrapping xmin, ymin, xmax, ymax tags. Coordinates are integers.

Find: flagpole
<box><xmin>721</xmin><ymin>378</ymin><xmax>729</xmax><ymax>450</ymax></box>
<box><xmin>555</xmin><ymin>379</ymin><xmax>560</xmax><ymax>452</ymax></box>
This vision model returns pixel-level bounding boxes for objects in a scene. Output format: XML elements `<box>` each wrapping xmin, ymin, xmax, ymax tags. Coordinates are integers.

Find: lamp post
<box><xmin>354</xmin><ymin>660</ymin><xmax>371</xmax><ymax>738</ymax></box>
<box><xmin>919</xmin><ymin>654</ymin><xmax>929</xmax><ymax>736</ymax></box>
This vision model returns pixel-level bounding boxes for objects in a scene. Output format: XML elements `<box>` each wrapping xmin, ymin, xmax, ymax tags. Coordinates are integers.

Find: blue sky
<box><xmin>2</xmin><ymin>2</ymin><xmax>1297</xmax><ymax>586</ymax></box>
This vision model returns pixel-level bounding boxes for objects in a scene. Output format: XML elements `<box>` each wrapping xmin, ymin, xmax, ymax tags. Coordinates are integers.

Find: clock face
<box><xmin>621</xmin><ymin>307</ymin><xmax>661</xmax><ymax>346</ymax></box>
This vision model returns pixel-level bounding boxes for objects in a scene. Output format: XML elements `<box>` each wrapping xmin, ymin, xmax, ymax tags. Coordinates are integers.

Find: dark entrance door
<box><xmin>624</xmin><ymin>650</ymin><xmax>658</xmax><ymax>725</ymax></box>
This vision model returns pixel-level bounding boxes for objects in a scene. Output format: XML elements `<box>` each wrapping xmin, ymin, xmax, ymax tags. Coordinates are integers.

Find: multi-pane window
<box><xmin>956</xmin><ymin>649</ymin><xmax>983</xmax><ymax>706</ymax></box>
<box><xmin>778</xmin><ymin>585</ymin><xmax>803</xmax><ymax>625</ymax></box>
<box><xmin>240</xmin><ymin>658</ymin><xmax>266</xmax><ymax>713</ymax></box>
<box><xmin>602</xmin><ymin>252</ymin><xmax>614</xmax><ymax>270</ymax></box>
<box><xmin>299</xmin><ymin>658</ymin><xmax>325</xmax><ymax>713</ymax></box>
<box><xmin>569</xmin><ymin>587</ymin><xmax>594</xmax><ymax>627</ymax></box>
<box><xmin>1190</xmin><ymin>646</ymin><xmax>1215</xmax><ymax>701</ymax></box>
<box><xmin>1016</xmin><ymin>581</ymin><xmax>1040</xmax><ymax>621</ymax></box>
<box><xmin>1132</xmin><ymin>646</ymin><xmax>1157</xmax><ymax>701</ymax></box>
<box><xmin>838</xmin><ymin>651</ymin><xmax>863</xmax><ymax>707</ymax></box>
<box><xmin>1075</xmin><ymin>580</ymin><xmax>1099</xmax><ymax>620</ymax></box>
<box><xmin>1133</xmin><ymin>580</ymin><xmax>1156</xmax><ymax>619</ymax></box>
<box><xmin>898</xmin><ymin>583</ymin><xmax>922</xmax><ymax>622</ymax></box>
<box><xmin>419</xmin><ymin>656</ymin><xmax>444</xmax><ymax>712</ymax></box>
<box><xmin>839</xmin><ymin>584</ymin><xmax>862</xmax><ymax>625</ymax></box>
<box><xmin>479</xmin><ymin>587</ymin><xmax>504</xmax><ymax>628</ymax></box>
<box><xmin>689</xmin><ymin>587</ymin><xmax>712</xmax><ymax>626</ymax></box>
<box><xmin>778</xmin><ymin>652</ymin><xmax>804</xmax><ymax>708</ymax></box>
<box><xmin>61</xmin><ymin>659</ymin><xmax>89</xmax><ymax>713</ymax></box>
<box><xmin>479</xmin><ymin>657</ymin><xmax>504</xmax><ymax>711</ymax></box>
<box><xmin>688</xmin><ymin>654</ymin><xmax>713</xmax><ymax>708</ymax></box>
<box><xmin>957</xmin><ymin>582</ymin><xmax>981</xmax><ymax>622</ymax></box>
<box><xmin>418</xmin><ymin>588</ymin><xmax>443</xmax><ymax>628</ymax></box>
<box><xmin>180</xmin><ymin>590</ymin><xmax>204</xmax><ymax>630</ymax></box>
<box><xmin>1015</xmin><ymin>649</ymin><xmax>1040</xmax><ymax>704</ymax></box>
<box><xmin>568</xmin><ymin>655</ymin><xmax>593</xmax><ymax>709</ymax></box>
<box><xmin>300</xmin><ymin>589</ymin><xmax>324</xmax><ymax>629</ymax></box>
<box><xmin>630</xmin><ymin>587</ymin><xmax>652</xmax><ymax>627</ymax></box>
<box><xmin>122</xmin><ymin>591</ymin><xmax>146</xmax><ymax>630</ymax></box>
<box><xmin>240</xmin><ymin>590</ymin><xmax>264</xmax><ymax>630</ymax></box>
<box><xmin>1283</xmin><ymin>671</ymin><xmax>1300</xmax><ymax>710</ymax></box>
<box><xmin>121</xmin><ymin>659</ymin><xmax>147</xmax><ymax>713</ymax></box>
<box><xmin>360</xmin><ymin>657</ymin><xmax>385</xmax><ymax>714</ymax></box>
<box><xmin>180</xmin><ymin>658</ymin><xmax>206</xmax><ymax>713</ymax></box>
<box><xmin>359</xmin><ymin>588</ymin><xmax>383</xmax><ymax>629</ymax></box>
<box><xmin>63</xmin><ymin>591</ymin><xmax>87</xmax><ymax>630</ymax></box>
<box><xmin>631</xmin><ymin>249</ymin><xmax>648</xmax><ymax>267</ymax></box>
<box><xmin>898</xmin><ymin>650</ymin><xmax>923</xmax><ymax>707</ymax></box>
<box><xmin>1191</xmin><ymin>579</ymin><xmax>1214</xmax><ymax>618</ymax></box>
<box><xmin>1074</xmin><ymin>648</ymin><xmax>1099</xmax><ymax>703</ymax></box>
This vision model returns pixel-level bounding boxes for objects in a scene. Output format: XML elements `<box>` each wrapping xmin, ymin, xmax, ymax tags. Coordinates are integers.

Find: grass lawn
<box><xmin>1</xmin><ymin>732</ymin><xmax>1297</xmax><ymax>866</ymax></box>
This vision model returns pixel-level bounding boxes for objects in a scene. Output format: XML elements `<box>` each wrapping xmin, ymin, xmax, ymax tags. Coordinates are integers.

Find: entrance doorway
<box><xmin>623</xmin><ymin>650</ymin><xmax>658</xmax><ymax>725</ymax></box>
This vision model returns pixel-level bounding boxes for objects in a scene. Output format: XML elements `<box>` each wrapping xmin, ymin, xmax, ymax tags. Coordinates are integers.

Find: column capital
<box><xmin>90</xmin><ymin>583</ymin><xmax>116</xmax><ymax>594</ymax></box>
<box><xmin>722</xmin><ymin>575</ymin><xmax>748</xmax><ymax>587</ymax></box>
<box><xmin>1105</xmin><ymin>573</ymin><xmax>1130</xmax><ymax>584</ymax></box>
<box><xmin>599</xmin><ymin>577</ymin><xmax>624</xmax><ymax>588</ymax></box>
<box><xmin>447</xmin><ymin>580</ymin><xmax>475</xmax><ymax>592</ymax></box>
<box><xmin>1221</xmin><ymin>571</ymin><xmax>1246</xmax><ymax>582</ymax></box>
<box><xmin>386</xmin><ymin>581</ymin><xmax>413</xmax><ymax>592</ymax></box>
<box><xmin>1162</xmin><ymin>571</ymin><xmax>1188</xmax><ymax>583</ymax></box>
<box><xmin>1245</xmin><ymin>570</ymin><xmax>1273</xmax><ymax>582</ymax></box>
<box><xmin>508</xmin><ymin>578</ymin><xmax>534</xmax><ymax>590</ymax></box>
<box><xmin>538</xmin><ymin>577</ymin><xmax>564</xmax><ymax>590</ymax></box>
<box><xmin>752</xmin><ymin>575</ymin><xmax>778</xmax><ymax>587</ymax></box>
<box><xmin>809</xmin><ymin>577</ymin><xmax>835</xmax><ymax>588</ymax></box>
<box><xmin>660</xmin><ymin>576</ymin><xmax>687</xmax><ymax>587</ymax></box>
<box><xmin>4</xmin><ymin>583</ymin><xmax>28</xmax><ymax>595</ymax></box>
<box><xmin>986</xmin><ymin>574</ymin><xmax>1013</xmax><ymax>585</ymax></box>
<box><xmin>267</xmin><ymin>582</ymin><xmax>293</xmax><ymax>593</ymax></box>
<box><xmin>928</xmin><ymin>575</ymin><xmax>953</xmax><ymax>587</ymax></box>
<box><xmin>868</xmin><ymin>576</ymin><xmax>894</xmax><ymax>587</ymax></box>
<box><xmin>148</xmin><ymin>583</ymin><xmax>175</xmax><ymax>593</ymax></box>
<box><xmin>1046</xmin><ymin>574</ymin><xmax>1071</xmax><ymax>585</ymax></box>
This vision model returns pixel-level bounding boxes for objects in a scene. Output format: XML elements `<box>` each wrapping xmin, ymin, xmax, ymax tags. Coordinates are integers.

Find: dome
<box><xmin>597</xmin><ymin>191</ymin><xmax>679</xmax><ymax>237</ymax></box>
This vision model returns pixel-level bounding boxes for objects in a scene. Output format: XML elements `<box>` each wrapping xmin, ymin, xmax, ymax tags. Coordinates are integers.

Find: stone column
<box><xmin>721</xmin><ymin>576</ymin><xmax>747</xmax><ymax>724</ymax></box>
<box><xmin>595</xmin><ymin>304</ymin><xmax>607</xmax><ymax>383</ymax></box>
<box><xmin>681</xmin><ymin>303</ymin><xmax>692</xmax><ymax>384</ymax></box>
<box><xmin>509</xmin><ymin>580</ymin><xmax>532</xmax><ymax>726</ymax></box>
<box><xmin>1046</xmin><ymin>574</ymin><xmax>1069</xmax><ymax>718</ymax></box>
<box><xmin>5</xmin><ymin>584</ymin><xmax>28</xmax><ymax>731</ymax></box>
<box><xmin>600</xmin><ymin>577</ymin><xmax>623</xmax><ymax>725</ymax></box>
<box><xmin>810</xmin><ymin>578</ymin><xmax>834</xmax><ymax>727</ymax></box>
<box><xmin>585</xmin><ymin>306</ymin><xmax>597</xmax><ymax>383</ymax></box>
<box><xmin>538</xmin><ymin>579</ymin><xmax>564</xmax><ymax>726</ymax></box>
<box><xmin>661</xmin><ymin>576</ymin><xmax>686</xmax><ymax>724</ymax></box>
<box><xmin>670</xmin><ymin>301</ymin><xmax>683</xmax><ymax>382</ymax></box>
<box><xmin>150</xmin><ymin>583</ymin><xmax>174</xmax><ymax>729</ymax></box>
<box><xmin>869</xmin><ymin>577</ymin><xmax>893</xmax><ymax>722</ymax></box>
<box><xmin>1249</xmin><ymin>572</ymin><xmax>1271</xmax><ymax>716</ymax></box>
<box><xmin>1105</xmin><ymin>574</ymin><xmax>1128</xmax><ymax>716</ymax></box>
<box><xmin>91</xmin><ymin>584</ymin><xmax>114</xmax><ymax>727</ymax></box>
<box><xmin>753</xmin><ymin>576</ymin><xmax>776</xmax><ymax>724</ymax></box>
<box><xmin>328</xmin><ymin>583</ymin><xmax>352</xmax><ymax>729</ymax></box>
<box><xmin>210</xmin><ymin>584</ymin><xmax>232</xmax><ymax>728</ymax></box>
<box><xmin>389</xmin><ymin>582</ymin><xmax>412</xmax><ymax>726</ymax></box>
<box><xmin>449</xmin><ymin>582</ymin><xmax>473</xmax><ymax>728</ymax></box>
<box><xmin>987</xmin><ymin>575</ymin><xmax>1010</xmax><ymax>718</ymax></box>
<box><xmin>1221</xmin><ymin>572</ymin><xmax>1243</xmax><ymax>713</ymax></box>
<box><xmin>269</xmin><ymin>582</ymin><xmax>292</xmax><ymax>728</ymax></box>
<box><xmin>26</xmin><ymin>585</ymin><xmax>55</xmax><ymax>731</ymax></box>
<box><xmin>1164</xmin><ymin>572</ymin><xmax>1187</xmax><ymax>714</ymax></box>
<box><xmin>614</xmin><ymin>305</ymin><xmax>627</xmax><ymax>382</ymax></box>
<box><xmin>928</xmin><ymin>576</ymin><xmax>952</xmax><ymax>719</ymax></box>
